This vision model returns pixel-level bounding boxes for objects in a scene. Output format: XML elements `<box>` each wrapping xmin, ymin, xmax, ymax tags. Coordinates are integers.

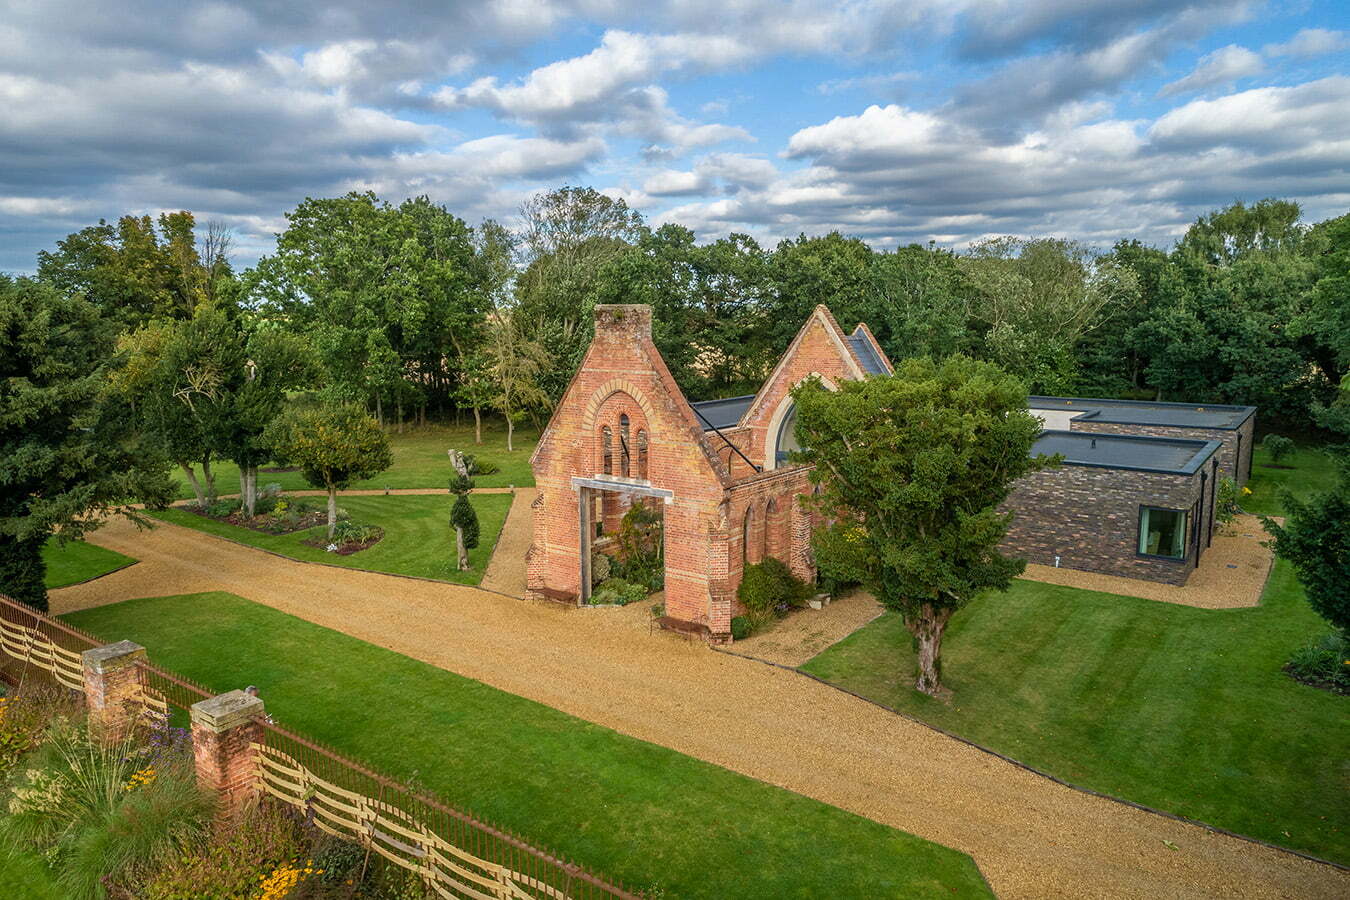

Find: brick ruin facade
<box><xmin>527</xmin><ymin>304</ymin><xmax>887</xmax><ymax>640</ymax></box>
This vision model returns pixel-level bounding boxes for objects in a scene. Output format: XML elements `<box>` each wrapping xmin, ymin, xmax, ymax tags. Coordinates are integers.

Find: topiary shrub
<box><xmin>738</xmin><ymin>558</ymin><xmax>811</xmax><ymax>629</ymax></box>
<box><xmin>1262</xmin><ymin>434</ymin><xmax>1294</xmax><ymax>466</ymax></box>
<box><xmin>730</xmin><ymin>616</ymin><xmax>752</xmax><ymax>641</ymax></box>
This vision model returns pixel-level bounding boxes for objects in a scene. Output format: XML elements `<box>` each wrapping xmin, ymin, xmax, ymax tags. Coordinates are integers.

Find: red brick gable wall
<box><xmin>528</xmin><ymin>305</ymin><xmax>735</xmax><ymax>630</ymax></box>
<box><xmin>738</xmin><ymin>306</ymin><xmax>868</xmax><ymax>471</ymax></box>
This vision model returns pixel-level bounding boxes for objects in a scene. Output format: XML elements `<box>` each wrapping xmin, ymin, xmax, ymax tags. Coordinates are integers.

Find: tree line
<box><xmin>3</xmin><ymin>187</ymin><xmax>1347</xmax><ymax>613</ymax></box>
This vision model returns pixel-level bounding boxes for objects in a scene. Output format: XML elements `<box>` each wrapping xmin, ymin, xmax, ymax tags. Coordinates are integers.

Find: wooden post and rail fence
<box><xmin>0</xmin><ymin>593</ymin><xmax>640</xmax><ymax>900</ymax></box>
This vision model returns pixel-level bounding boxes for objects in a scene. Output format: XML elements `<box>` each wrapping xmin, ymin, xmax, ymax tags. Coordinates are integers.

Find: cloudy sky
<box><xmin>2</xmin><ymin>0</ymin><xmax>1347</xmax><ymax>271</ymax></box>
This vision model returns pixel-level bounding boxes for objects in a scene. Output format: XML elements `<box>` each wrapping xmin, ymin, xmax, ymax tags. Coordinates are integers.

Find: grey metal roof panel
<box><xmin>689</xmin><ymin>394</ymin><xmax>756</xmax><ymax>430</ymax></box>
<box><xmin>1027</xmin><ymin>395</ymin><xmax>1256</xmax><ymax>430</ymax></box>
<box><xmin>1033</xmin><ymin>430</ymin><xmax>1222</xmax><ymax>475</ymax></box>
<box><xmin>846</xmin><ymin>331</ymin><xmax>887</xmax><ymax>375</ymax></box>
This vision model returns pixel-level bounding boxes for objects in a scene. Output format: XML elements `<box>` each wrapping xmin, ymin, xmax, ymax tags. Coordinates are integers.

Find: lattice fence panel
<box><xmin>252</xmin><ymin>743</ymin><xmax>576</xmax><ymax>900</ymax></box>
<box><xmin>0</xmin><ymin>618</ymin><xmax>84</xmax><ymax>690</ymax></box>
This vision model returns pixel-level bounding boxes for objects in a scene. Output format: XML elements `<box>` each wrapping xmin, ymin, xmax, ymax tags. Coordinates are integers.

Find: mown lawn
<box><xmin>170</xmin><ymin>418</ymin><xmax>540</xmax><ymax>500</ymax></box>
<box><xmin>147</xmin><ymin>493</ymin><xmax>512</xmax><ymax>586</ymax></box>
<box><xmin>64</xmin><ymin>592</ymin><xmax>990</xmax><ymax>899</ymax></box>
<box><xmin>1243</xmin><ymin>441</ymin><xmax>1339</xmax><ymax>517</ymax></box>
<box><xmin>41</xmin><ymin>538</ymin><xmax>136</xmax><ymax>589</ymax></box>
<box><xmin>801</xmin><ymin>559</ymin><xmax>1348</xmax><ymax>864</ymax></box>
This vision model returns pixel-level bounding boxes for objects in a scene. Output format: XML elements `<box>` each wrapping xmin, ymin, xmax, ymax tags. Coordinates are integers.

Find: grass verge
<box><xmin>800</xmin><ymin>559</ymin><xmax>1348</xmax><ymax>864</ymax></box>
<box><xmin>64</xmin><ymin>592</ymin><xmax>990</xmax><ymax>899</ymax></box>
<box><xmin>147</xmin><ymin>494</ymin><xmax>512</xmax><ymax>586</ymax></box>
<box><xmin>42</xmin><ymin>539</ymin><xmax>136</xmax><ymax>589</ymax></box>
<box><xmin>170</xmin><ymin>419</ymin><xmax>540</xmax><ymax>500</ymax></box>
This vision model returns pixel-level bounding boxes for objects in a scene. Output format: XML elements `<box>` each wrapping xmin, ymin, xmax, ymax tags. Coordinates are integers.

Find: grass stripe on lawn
<box><xmin>64</xmin><ymin>592</ymin><xmax>990</xmax><ymax>899</ymax></box>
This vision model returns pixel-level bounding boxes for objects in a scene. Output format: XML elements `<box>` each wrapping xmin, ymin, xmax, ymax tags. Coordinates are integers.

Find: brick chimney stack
<box><xmin>594</xmin><ymin>304</ymin><xmax>652</xmax><ymax>340</ymax></box>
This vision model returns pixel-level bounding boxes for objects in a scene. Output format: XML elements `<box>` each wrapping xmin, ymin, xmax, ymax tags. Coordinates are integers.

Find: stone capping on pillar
<box><xmin>191</xmin><ymin>690</ymin><xmax>266</xmax><ymax>816</ymax></box>
<box><xmin>190</xmin><ymin>689</ymin><xmax>264</xmax><ymax>733</ymax></box>
<box><xmin>81</xmin><ymin>640</ymin><xmax>147</xmax><ymax>742</ymax></box>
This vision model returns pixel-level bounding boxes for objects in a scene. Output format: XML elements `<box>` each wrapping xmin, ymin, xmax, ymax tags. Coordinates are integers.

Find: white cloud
<box><xmin>815</xmin><ymin>71</ymin><xmax>916</xmax><ymax>95</ymax></box>
<box><xmin>1264</xmin><ymin>28</ymin><xmax>1348</xmax><ymax>58</ymax></box>
<box><xmin>1158</xmin><ymin>44</ymin><xmax>1263</xmax><ymax>96</ymax></box>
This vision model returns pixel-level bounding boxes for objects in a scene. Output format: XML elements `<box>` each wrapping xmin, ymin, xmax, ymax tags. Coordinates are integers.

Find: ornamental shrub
<box><xmin>730</xmin><ymin>616</ymin><xmax>752</xmax><ymax>641</ymax></box>
<box><xmin>1262</xmin><ymin>434</ymin><xmax>1294</xmax><ymax>465</ymax></box>
<box><xmin>1284</xmin><ymin>632</ymin><xmax>1349</xmax><ymax>694</ymax></box>
<box><xmin>737</xmin><ymin>558</ymin><xmax>811</xmax><ymax>629</ymax></box>
<box><xmin>589</xmin><ymin>578</ymin><xmax>647</xmax><ymax>605</ymax></box>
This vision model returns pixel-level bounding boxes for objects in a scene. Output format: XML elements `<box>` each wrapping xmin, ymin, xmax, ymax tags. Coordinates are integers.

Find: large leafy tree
<box><xmin>266</xmin><ymin>404</ymin><xmax>392</xmax><ymax>539</ymax></box>
<box><xmin>37</xmin><ymin>212</ymin><xmax>232</xmax><ymax>328</ymax></box>
<box><xmin>596</xmin><ymin>225</ymin><xmax>771</xmax><ymax>399</ymax></box>
<box><xmin>250</xmin><ymin>193</ymin><xmax>483</xmax><ymax>424</ymax></box>
<box><xmin>0</xmin><ymin>276</ymin><xmax>172</xmax><ymax>611</ymax></box>
<box><xmin>960</xmin><ymin>237</ymin><xmax>1137</xmax><ymax>394</ymax></box>
<box><xmin>764</xmin><ymin>232</ymin><xmax>875</xmax><ymax>354</ymax></box>
<box><xmin>866</xmin><ymin>243</ymin><xmax>978</xmax><ymax>364</ymax></box>
<box><xmin>514</xmin><ymin>186</ymin><xmax>645</xmax><ymax>402</ymax></box>
<box><xmin>483</xmin><ymin>313</ymin><xmax>552</xmax><ymax>452</ymax></box>
<box><xmin>794</xmin><ymin>356</ymin><xmax>1049</xmax><ymax>696</ymax></box>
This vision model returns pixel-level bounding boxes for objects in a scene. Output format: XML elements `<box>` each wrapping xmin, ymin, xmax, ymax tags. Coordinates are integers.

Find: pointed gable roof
<box><xmin>736</xmin><ymin>305</ymin><xmax>869</xmax><ymax>429</ymax></box>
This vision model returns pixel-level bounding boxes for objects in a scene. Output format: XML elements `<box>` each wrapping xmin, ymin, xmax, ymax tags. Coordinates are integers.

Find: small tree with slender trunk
<box><xmin>484</xmin><ymin>312</ymin><xmax>551</xmax><ymax>452</ymax></box>
<box><xmin>448</xmin><ymin>474</ymin><xmax>479</xmax><ymax>571</ymax></box>
<box><xmin>266</xmin><ymin>404</ymin><xmax>392</xmax><ymax>539</ymax></box>
<box><xmin>794</xmin><ymin>355</ymin><xmax>1051</xmax><ymax>697</ymax></box>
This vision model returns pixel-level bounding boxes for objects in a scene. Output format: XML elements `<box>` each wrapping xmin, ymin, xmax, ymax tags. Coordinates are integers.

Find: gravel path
<box><xmin>1021</xmin><ymin>515</ymin><xmax>1276</xmax><ymax>609</ymax></box>
<box><xmin>52</xmin><ymin>518</ymin><xmax>1346</xmax><ymax>899</ymax></box>
<box><xmin>478</xmin><ymin>490</ymin><xmax>533</xmax><ymax>597</ymax></box>
<box><xmin>733</xmin><ymin>589</ymin><xmax>884</xmax><ymax>667</ymax></box>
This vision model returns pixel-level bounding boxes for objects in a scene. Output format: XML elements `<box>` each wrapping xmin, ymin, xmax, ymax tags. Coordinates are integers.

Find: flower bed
<box><xmin>182</xmin><ymin>494</ymin><xmax>331</xmax><ymax>536</ymax></box>
<box><xmin>301</xmin><ymin>522</ymin><xmax>385</xmax><ymax>556</ymax></box>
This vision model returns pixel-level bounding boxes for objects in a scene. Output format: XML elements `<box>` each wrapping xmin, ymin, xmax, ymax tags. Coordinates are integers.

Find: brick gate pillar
<box><xmin>82</xmin><ymin>640</ymin><xmax>148</xmax><ymax>743</ymax></box>
<box><xmin>190</xmin><ymin>690</ymin><xmax>265</xmax><ymax>817</ymax></box>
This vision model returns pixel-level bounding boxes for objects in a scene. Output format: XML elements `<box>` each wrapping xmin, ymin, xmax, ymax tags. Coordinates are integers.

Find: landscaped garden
<box><xmin>800</xmin><ymin>445</ymin><xmax>1350</xmax><ymax>865</ymax></box>
<box><xmin>148</xmin><ymin>493</ymin><xmax>513</xmax><ymax>586</ymax></box>
<box><xmin>168</xmin><ymin>420</ymin><xmax>540</xmax><ymax>501</ymax></box>
<box><xmin>41</xmin><ymin>539</ymin><xmax>137</xmax><ymax>589</ymax></box>
<box><xmin>63</xmin><ymin>592</ymin><xmax>992</xmax><ymax>899</ymax></box>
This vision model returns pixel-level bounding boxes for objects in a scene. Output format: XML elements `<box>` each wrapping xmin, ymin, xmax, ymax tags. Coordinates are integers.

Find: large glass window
<box><xmin>775</xmin><ymin>402</ymin><xmax>801</xmax><ymax>466</ymax></box>
<box><xmin>1138</xmin><ymin>506</ymin><xmax>1188</xmax><ymax>559</ymax></box>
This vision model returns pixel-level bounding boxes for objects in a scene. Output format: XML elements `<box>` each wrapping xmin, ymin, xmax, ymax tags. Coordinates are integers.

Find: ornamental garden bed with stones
<box><xmin>180</xmin><ymin>490</ymin><xmax>331</xmax><ymax>536</ymax></box>
<box><xmin>301</xmin><ymin>523</ymin><xmax>386</xmax><ymax>556</ymax></box>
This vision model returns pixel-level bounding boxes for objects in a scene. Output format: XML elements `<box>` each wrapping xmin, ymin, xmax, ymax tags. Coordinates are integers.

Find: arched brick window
<box><xmin>601</xmin><ymin>426</ymin><xmax>613</xmax><ymax>475</ymax></box>
<box><xmin>764</xmin><ymin>498</ymin><xmax>777</xmax><ymax>561</ymax></box>
<box><xmin>619</xmin><ymin>414</ymin><xmax>631</xmax><ymax>476</ymax></box>
<box><xmin>742</xmin><ymin>506</ymin><xmax>753</xmax><ymax>564</ymax></box>
<box><xmin>636</xmin><ymin>429</ymin><xmax>649</xmax><ymax>479</ymax></box>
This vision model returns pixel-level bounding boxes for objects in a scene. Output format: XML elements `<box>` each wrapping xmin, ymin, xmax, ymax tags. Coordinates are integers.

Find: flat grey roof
<box><xmin>847</xmin><ymin>329</ymin><xmax>888</xmax><ymax>375</ymax></box>
<box><xmin>1029</xmin><ymin>395</ymin><xmax>1256</xmax><ymax>430</ymax></box>
<box><xmin>1034</xmin><ymin>430</ymin><xmax>1222</xmax><ymax>475</ymax></box>
<box><xmin>689</xmin><ymin>394</ymin><xmax>755</xmax><ymax>430</ymax></box>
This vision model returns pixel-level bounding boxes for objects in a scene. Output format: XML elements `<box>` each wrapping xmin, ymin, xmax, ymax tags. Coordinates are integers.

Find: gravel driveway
<box><xmin>51</xmin><ymin>516</ymin><xmax>1346</xmax><ymax>900</ymax></box>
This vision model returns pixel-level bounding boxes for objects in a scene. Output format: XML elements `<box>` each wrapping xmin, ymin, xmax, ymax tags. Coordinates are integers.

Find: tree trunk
<box><xmin>239</xmin><ymin>468</ymin><xmax>249</xmax><ymax>515</ymax></box>
<box><xmin>179</xmin><ymin>462</ymin><xmax>206</xmax><ymax>508</ymax></box>
<box><xmin>202</xmin><ymin>457</ymin><xmax>216</xmax><ymax>504</ymax></box>
<box><xmin>327</xmin><ymin>486</ymin><xmax>337</xmax><ymax>540</ymax></box>
<box><xmin>907</xmin><ymin>602</ymin><xmax>955</xmax><ymax>697</ymax></box>
<box><xmin>506</xmin><ymin>415</ymin><xmax>514</xmax><ymax>452</ymax></box>
<box><xmin>243</xmin><ymin>466</ymin><xmax>258</xmax><ymax>517</ymax></box>
<box><xmin>397</xmin><ymin>397</ymin><xmax>403</xmax><ymax>434</ymax></box>
<box><xmin>375</xmin><ymin>394</ymin><xmax>383</xmax><ymax>428</ymax></box>
<box><xmin>455</xmin><ymin>525</ymin><xmax>469</xmax><ymax>571</ymax></box>
<box><xmin>473</xmin><ymin>407</ymin><xmax>482</xmax><ymax>444</ymax></box>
